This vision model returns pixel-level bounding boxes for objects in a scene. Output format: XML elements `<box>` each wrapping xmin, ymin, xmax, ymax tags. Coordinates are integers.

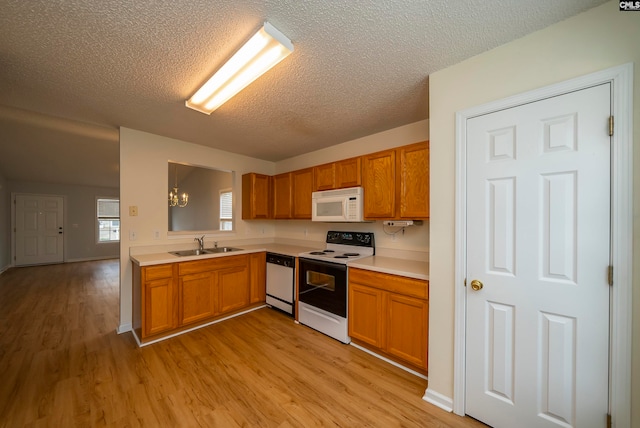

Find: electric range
<box><xmin>297</xmin><ymin>231</ymin><xmax>375</xmax><ymax>343</ymax></box>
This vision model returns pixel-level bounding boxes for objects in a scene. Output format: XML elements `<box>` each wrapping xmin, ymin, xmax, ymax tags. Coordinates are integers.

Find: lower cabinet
<box><xmin>136</xmin><ymin>252</ymin><xmax>267</xmax><ymax>342</ymax></box>
<box><xmin>143</xmin><ymin>264</ymin><xmax>177</xmax><ymax>337</ymax></box>
<box><xmin>348</xmin><ymin>267</ymin><xmax>429</xmax><ymax>373</ymax></box>
<box><xmin>179</xmin><ymin>270</ymin><xmax>216</xmax><ymax>326</ymax></box>
<box><xmin>249</xmin><ymin>252</ymin><xmax>267</xmax><ymax>303</ymax></box>
<box><xmin>218</xmin><ymin>263</ymin><xmax>250</xmax><ymax>313</ymax></box>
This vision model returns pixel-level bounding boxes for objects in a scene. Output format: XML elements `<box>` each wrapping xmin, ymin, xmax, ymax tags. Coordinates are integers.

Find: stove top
<box><xmin>299</xmin><ymin>231</ymin><xmax>375</xmax><ymax>264</ymax></box>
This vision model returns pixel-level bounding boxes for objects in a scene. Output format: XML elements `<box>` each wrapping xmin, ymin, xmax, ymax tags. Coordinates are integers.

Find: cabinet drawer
<box><xmin>349</xmin><ymin>267</ymin><xmax>428</xmax><ymax>300</ymax></box>
<box><xmin>144</xmin><ymin>264</ymin><xmax>174</xmax><ymax>281</ymax></box>
<box><xmin>178</xmin><ymin>259</ymin><xmax>216</xmax><ymax>276</ymax></box>
<box><xmin>178</xmin><ymin>254</ymin><xmax>248</xmax><ymax>276</ymax></box>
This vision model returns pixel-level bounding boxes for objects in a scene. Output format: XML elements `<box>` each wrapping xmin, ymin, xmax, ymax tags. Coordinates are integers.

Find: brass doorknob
<box><xmin>470</xmin><ymin>279</ymin><xmax>483</xmax><ymax>291</ymax></box>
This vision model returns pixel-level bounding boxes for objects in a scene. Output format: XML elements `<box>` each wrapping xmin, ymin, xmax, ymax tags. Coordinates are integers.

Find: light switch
<box><xmin>129</xmin><ymin>205</ymin><xmax>138</xmax><ymax>216</ymax></box>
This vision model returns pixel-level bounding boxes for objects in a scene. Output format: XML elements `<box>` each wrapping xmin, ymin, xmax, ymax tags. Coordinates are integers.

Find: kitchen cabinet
<box><xmin>140</xmin><ymin>263</ymin><xmax>177</xmax><ymax>338</ymax></box>
<box><xmin>242</xmin><ymin>173</ymin><xmax>271</xmax><ymax>219</ymax></box>
<box><xmin>272</xmin><ymin>172</ymin><xmax>292</xmax><ymax>218</ymax></box>
<box><xmin>314</xmin><ymin>157</ymin><xmax>362</xmax><ymax>191</ymax></box>
<box><xmin>398</xmin><ymin>142</ymin><xmax>429</xmax><ymax>218</ymax></box>
<box><xmin>291</xmin><ymin>168</ymin><xmax>314</xmax><ymax>219</ymax></box>
<box><xmin>348</xmin><ymin>267</ymin><xmax>428</xmax><ymax>373</ymax></box>
<box><xmin>218</xmin><ymin>257</ymin><xmax>251</xmax><ymax>313</ymax></box>
<box><xmin>249</xmin><ymin>252</ymin><xmax>266</xmax><ymax>303</ymax></box>
<box><xmin>349</xmin><ymin>283</ymin><xmax>384</xmax><ymax>348</ymax></box>
<box><xmin>362</xmin><ymin>141</ymin><xmax>429</xmax><ymax>220</ymax></box>
<box><xmin>135</xmin><ymin>253</ymin><xmax>262</xmax><ymax>343</ymax></box>
<box><xmin>362</xmin><ymin>149</ymin><xmax>396</xmax><ymax>218</ymax></box>
<box><xmin>313</xmin><ymin>162</ymin><xmax>336</xmax><ymax>191</ymax></box>
<box><xmin>178</xmin><ymin>259</ymin><xmax>217</xmax><ymax>326</ymax></box>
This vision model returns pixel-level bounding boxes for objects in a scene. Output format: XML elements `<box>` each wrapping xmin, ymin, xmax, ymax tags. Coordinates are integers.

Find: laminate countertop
<box><xmin>130</xmin><ymin>244</ymin><xmax>428</xmax><ymax>281</ymax></box>
<box><xmin>347</xmin><ymin>256</ymin><xmax>429</xmax><ymax>281</ymax></box>
<box><xmin>130</xmin><ymin>243</ymin><xmax>319</xmax><ymax>266</ymax></box>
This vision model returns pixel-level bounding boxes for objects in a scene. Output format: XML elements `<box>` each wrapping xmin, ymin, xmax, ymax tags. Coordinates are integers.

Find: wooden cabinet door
<box><xmin>348</xmin><ymin>283</ymin><xmax>385</xmax><ymax>348</ymax></box>
<box><xmin>362</xmin><ymin>149</ymin><xmax>396</xmax><ymax>219</ymax></box>
<box><xmin>249</xmin><ymin>252</ymin><xmax>266</xmax><ymax>303</ymax></box>
<box><xmin>386</xmin><ymin>293</ymin><xmax>428</xmax><ymax>370</ymax></box>
<box><xmin>336</xmin><ymin>157</ymin><xmax>361</xmax><ymax>188</ymax></box>
<box><xmin>291</xmin><ymin>168</ymin><xmax>314</xmax><ymax>219</ymax></box>
<box><xmin>218</xmin><ymin>264</ymin><xmax>250</xmax><ymax>314</ymax></box>
<box><xmin>144</xmin><ymin>276</ymin><xmax>176</xmax><ymax>337</ymax></box>
<box><xmin>398</xmin><ymin>141</ymin><xmax>429</xmax><ymax>219</ymax></box>
<box><xmin>179</xmin><ymin>271</ymin><xmax>216</xmax><ymax>326</ymax></box>
<box><xmin>273</xmin><ymin>173</ymin><xmax>292</xmax><ymax>219</ymax></box>
<box><xmin>242</xmin><ymin>173</ymin><xmax>271</xmax><ymax>219</ymax></box>
<box><xmin>314</xmin><ymin>163</ymin><xmax>336</xmax><ymax>191</ymax></box>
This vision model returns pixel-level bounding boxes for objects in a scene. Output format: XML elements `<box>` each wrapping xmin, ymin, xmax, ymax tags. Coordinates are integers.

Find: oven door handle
<box><xmin>299</xmin><ymin>258</ymin><xmax>347</xmax><ymax>272</ymax></box>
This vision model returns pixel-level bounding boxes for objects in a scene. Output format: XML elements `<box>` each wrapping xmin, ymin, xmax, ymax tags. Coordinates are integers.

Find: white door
<box><xmin>15</xmin><ymin>194</ymin><xmax>64</xmax><ymax>266</ymax></box>
<box><xmin>465</xmin><ymin>84</ymin><xmax>610</xmax><ymax>427</ymax></box>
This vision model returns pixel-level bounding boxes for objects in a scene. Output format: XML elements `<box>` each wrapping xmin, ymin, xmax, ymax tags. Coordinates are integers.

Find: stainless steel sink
<box><xmin>204</xmin><ymin>247</ymin><xmax>242</xmax><ymax>253</ymax></box>
<box><xmin>169</xmin><ymin>247</ymin><xmax>243</xmax><ymax>257</ymax></box>
<box><xmin>170</xmin><ymin>249</ymin><xmax>209</xmax><ymax>257</ymax></box>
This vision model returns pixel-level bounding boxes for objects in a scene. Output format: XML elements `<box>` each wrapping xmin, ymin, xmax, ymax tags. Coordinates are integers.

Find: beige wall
<box><xmin>119</xmin><ymin>128</ymin><xmax>276</xmax><ymax>329</ymax></box>
<box><xmin>428</xmin><ymin>0</ymin><xmax>638</xmax><ymax>423</ymax></box>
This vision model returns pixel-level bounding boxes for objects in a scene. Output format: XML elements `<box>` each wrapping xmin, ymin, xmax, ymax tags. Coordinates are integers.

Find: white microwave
<box><xmin>312</xmin><ymin>187</ymin><xmax>365</xmax><ymax>222</ymax></box>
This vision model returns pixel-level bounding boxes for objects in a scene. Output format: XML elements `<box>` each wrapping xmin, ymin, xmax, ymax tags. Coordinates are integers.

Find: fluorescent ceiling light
<box><xmin>186</xmin><ymin>22</ymin><xmax>294</xmax><ymax>114</ymax></box>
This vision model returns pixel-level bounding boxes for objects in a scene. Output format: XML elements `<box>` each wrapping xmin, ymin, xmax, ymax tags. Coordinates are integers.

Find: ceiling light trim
<box><xmin>186</xmin><ymin>22</ymin><xmax>294</xmax><ymax>114</ymax></box>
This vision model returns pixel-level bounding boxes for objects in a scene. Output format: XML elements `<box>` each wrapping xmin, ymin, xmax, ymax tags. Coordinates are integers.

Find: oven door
<box><xmin>298</xmin><ymin>258</ymin><xmax>347</xmax><ymax>317</ymax></box>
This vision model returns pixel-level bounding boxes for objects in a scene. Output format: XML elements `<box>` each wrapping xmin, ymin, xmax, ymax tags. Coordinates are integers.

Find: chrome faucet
<box><xmin>195</xmin><ymin>235</ymin><xmax>205</xmax><ymax>252</ymax></box>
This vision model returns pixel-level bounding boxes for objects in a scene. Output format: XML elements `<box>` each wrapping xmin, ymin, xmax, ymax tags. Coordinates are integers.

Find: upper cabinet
<box><xmin>362</xmin><ymin>141</ymin><xmax>429</xmax><ymax>220</ymax></box>
<box><xmin>242</xmin><ymin>141</ymin><xmax>428</xmax><ymax>221</ymax></box>
<box><xmin>242</xmin><ymin>173</ymin><xmax>271</xmax><ymax>220</ymax></box>
<box><xmin>291</xmin><ymin>168</ymin><xmax>314</xmax><ymax>219</ymax></box>
<box><xmin>273</xmin><ymin>172</ymin><xmax>292</xmax><ymax>219</ymax></box>
<box><xmin>362</xmin><ymin>149</ymin><xmax>396</xmax><ymax>219</ymax></box>
<box><xmin>336</xmin><ymin>157</ymin><xmax>362</xmax><ymax>189</ymax></box>
<box><xmin>398</xmin><ymin>142</ymin><xmax>429</xmax><ymax>219</ymax></box>
<box><xmin>314</xmin><ymin>157</ymin><xmax>361</xmax><ymax>191</ymax></box>
<box><xmin>313</xmin><ymin>162</ymin><xmax>335</xmax><ymax>191</ymax></box>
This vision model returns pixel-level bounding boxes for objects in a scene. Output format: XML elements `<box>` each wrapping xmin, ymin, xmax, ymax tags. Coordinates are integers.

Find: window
<box><xmin>97</xmin><ymin>198</ymin><xmax>120</xmax><ymax>242</ymax></box>
<box><xmin>219</xmin><ymin>189</ymin><xmax>232</xmax><ymax>231</ymax></box>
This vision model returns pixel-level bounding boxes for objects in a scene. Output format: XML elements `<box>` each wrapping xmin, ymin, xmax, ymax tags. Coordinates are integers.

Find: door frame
<box><xmin>453</xmin><ymin>63</ymin><xmax>633</xmax><ymax>426</ymax></box>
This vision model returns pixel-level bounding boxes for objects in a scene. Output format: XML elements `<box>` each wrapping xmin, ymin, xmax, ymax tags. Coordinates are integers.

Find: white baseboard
<box><xmin>0</xmin><ymin>264</ymin><xmax>11</xmax><ymax>275</ymax></box>
<box><xmin>133</xmin><ymin>305</ymin><xmax>266</xmax><ymax>347</ymax></box>
<box><xmin>423</xmin><ymin>388</ymin><xmax>453</xmax><ymax>413</ymax></box>
<box><xmin>66</xmin><ymin>256</ymin><xmax>119</xmax><ymax>263</ymax></box>
<box><xmin>117</xmin><ymin>323</ymin><xmax>132</xmax><ymax>334</ymax></box>
<box><xmin>349</xmin><ymin>342</ymin><xmax>428</xmax><ymax>380</ymax></box>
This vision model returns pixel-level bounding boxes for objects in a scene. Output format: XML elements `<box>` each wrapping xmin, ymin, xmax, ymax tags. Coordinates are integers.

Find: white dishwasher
<box><xmin>266</xmin><ymin>252</ymin><xmax>295</xmax><ymax>316</ymax></box>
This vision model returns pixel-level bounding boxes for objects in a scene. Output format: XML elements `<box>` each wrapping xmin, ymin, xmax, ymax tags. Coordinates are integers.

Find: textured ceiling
<box><xmin>0</xmin><ymin>0</ymin><xmax>608</xmax><ymax>187</ymax></box>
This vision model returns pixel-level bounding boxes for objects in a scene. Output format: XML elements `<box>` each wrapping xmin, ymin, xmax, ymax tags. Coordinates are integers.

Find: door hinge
<box><xmin>609</xmin><ymin>116</ymin><xmax>614</xmax><ymax>136</ymax></box>
<box><xmin>464</xmin><ymin>278</ymin><xmax>467</xmax><ymax>287</ymax></box>
<box><xmin>608</xmin><ymin>265</ymin><xmax>614</xmax><ymax>286</ymax></box>
<box><xmin>606</xmin><ymin>413</ymin><xmax>612</xmax><ymax>428</ymax></box>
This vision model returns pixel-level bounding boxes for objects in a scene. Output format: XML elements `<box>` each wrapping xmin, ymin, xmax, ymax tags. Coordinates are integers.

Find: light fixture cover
<box><xmin>186</xmin><ymin>22</ymin><xmax>294</xmax><ymax>114</ymax></box>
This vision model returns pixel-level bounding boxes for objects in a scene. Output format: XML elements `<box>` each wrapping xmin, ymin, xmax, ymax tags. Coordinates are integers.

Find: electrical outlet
<box><xmin>129</xmin><ymin>230</ymin><xmax>137</xmax><ymax>241</ymax></box>
<box><xmin>153</xmin><ymin>230</ymin><xmax>160</xmax><ymax>240</ymax></box>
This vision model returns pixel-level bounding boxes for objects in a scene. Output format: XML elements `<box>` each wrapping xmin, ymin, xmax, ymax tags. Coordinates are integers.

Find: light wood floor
<box><xmin>0</xmin><ymin>260</ymin><xmax>486</xmax><ymax>427</ymax></box>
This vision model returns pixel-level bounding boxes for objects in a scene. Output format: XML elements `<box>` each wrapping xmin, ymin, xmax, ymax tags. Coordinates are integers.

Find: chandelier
<box><xmin>169</xmin><ymin>165</ymin><xmax>189</xmax><ymax>207</ymax></box>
